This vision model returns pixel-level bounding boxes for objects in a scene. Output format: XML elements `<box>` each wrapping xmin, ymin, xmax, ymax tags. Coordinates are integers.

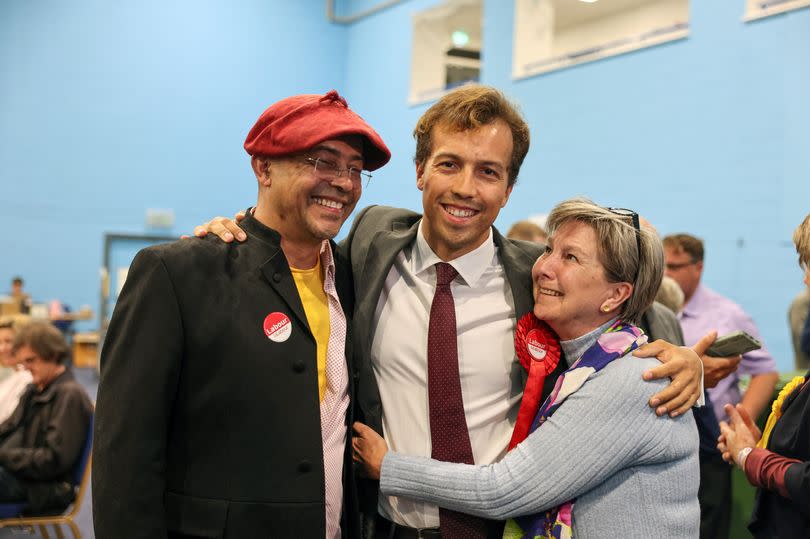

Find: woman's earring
<box><xmin>601</xmin><ymin>305</ymin><xmax>611</xmax><ymax>313</ymax></box>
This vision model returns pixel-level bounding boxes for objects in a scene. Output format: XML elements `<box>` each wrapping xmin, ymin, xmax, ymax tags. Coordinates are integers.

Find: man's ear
<box><xmin>501</xmin><ymin>184</ymin><xmax>514</xmax><ymax>208</ymax></box>
<box><xmin>251</xmin><ymin>156</ymin><xmax>271</xmax><ymax>186</ymax></box>
<box><xmin>415</xmin><ymin>161</ymin><xmax>425</xmax><ymax>191</ymax></box>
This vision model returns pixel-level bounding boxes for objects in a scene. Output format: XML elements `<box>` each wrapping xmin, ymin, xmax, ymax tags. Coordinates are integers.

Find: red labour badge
<box><xmin>263</xmin><ymin>312</ymin><xmax>292</xmax><ymax>343</ymax></box>
<box><xmin>508</xmin><ymin>312</ymin><xmax>561</xmax><ymax>450</ymax></box>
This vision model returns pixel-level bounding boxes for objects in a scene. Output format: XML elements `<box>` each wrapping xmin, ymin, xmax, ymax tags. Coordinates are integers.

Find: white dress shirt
<box><xmin>371</xmin><ymin>222</ymin><xmax>522</xmax><ymax>528</ymax></box>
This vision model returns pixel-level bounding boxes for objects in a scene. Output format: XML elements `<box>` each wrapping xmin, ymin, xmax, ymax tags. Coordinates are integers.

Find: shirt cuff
<box><xmin>695</xmin><ymin>359</ymin><xmax>705</xmax><ymax>407</ymax></box>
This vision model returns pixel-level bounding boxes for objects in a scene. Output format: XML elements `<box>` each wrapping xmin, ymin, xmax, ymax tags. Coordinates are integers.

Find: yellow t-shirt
<box><xmin>291</xmin><ymin>257</ymin><xmax>331</xmax><ymax>401</ymax></box>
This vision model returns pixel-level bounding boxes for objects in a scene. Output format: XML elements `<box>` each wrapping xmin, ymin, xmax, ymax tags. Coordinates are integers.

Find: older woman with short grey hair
<box><xmin>354</xmin><ymin>197</ymin><xmax>699</xmax><ymax>539</ymax></box>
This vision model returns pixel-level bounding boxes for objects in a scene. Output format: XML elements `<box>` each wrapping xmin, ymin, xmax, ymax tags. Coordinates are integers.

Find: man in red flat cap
<box><xmin>92</xmin><ymin>90</ymin><xmax>390</xmax><ymax>539</ymax></box>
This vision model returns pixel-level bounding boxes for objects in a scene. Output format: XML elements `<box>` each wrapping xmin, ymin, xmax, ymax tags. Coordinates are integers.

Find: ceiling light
<box><xmin>451</xmin><ymin>30</ymin><xmax>470</xmax><ymax>48</ymax></box>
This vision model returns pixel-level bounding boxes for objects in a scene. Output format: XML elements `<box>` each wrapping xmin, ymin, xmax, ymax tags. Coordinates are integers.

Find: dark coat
<box><xmin>93</xmin><ymin>213</ymin><xmax>357</xmax><ymax>539</ymax></box>
<box><xmin>339</xmin><ymin>205</ymin><xmax>568</xmax><ymax>523</ymax></box>
<box><xmin>0</xmin><ymin>369</ymin><xmax>92</xmax><ymax>512</ymax></box>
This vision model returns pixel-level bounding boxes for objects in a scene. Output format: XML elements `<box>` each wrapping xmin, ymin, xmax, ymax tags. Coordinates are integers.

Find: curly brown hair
<box><xmin>413</xmin><ymin>85</ymin><xmax>530</xmax><ymax>187</ymax></box>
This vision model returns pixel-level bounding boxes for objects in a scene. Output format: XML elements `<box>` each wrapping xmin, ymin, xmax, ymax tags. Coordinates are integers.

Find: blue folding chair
<box><xmin>0</xmin><ymin>415</ymin><xmax>93</xmax><ymax>539</ymax></box>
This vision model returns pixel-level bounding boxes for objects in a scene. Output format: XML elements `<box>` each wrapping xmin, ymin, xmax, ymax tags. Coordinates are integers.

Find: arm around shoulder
<box><xmin>381</xmin><ymin>357</ymin><xmax>693</xmax><ymax>519</ymax></box>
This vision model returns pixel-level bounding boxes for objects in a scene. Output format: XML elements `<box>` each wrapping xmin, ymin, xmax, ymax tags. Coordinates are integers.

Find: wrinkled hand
<box><xmin>192</xmin><ymin>211</ymin><xmax>248</xmax><ymax>242</ymax></box>
<box><xmin>718</xmin><ymin>403</ymin><xmax>760</xmax><ymax>466</ymax></box>
<box><xmin>352</xmin><ymin>422</ymin><xmax>388</xmax><ymax>480</ymax></box>
<box><xmin>633</xmin><ymin>332</ymin><xmax>713</xmax><ymax>417</ymax></box>
<box><xmin>699</xmin><ymin>330</ymin><xmax>742</xmax><ymax>388</ymax></box>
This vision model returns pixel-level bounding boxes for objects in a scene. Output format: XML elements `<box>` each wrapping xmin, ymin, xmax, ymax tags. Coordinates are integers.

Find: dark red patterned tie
<box><xmin>428</xmin><ymin>262</ymin><xmax>488</xmax><ymax>538</ymax></box>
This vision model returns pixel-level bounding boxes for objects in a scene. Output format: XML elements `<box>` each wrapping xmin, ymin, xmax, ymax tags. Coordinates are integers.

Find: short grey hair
<box><xmin>545</xmin><ymin>197</ymin><xmax>664</xmax><ymax>324</ymax></box>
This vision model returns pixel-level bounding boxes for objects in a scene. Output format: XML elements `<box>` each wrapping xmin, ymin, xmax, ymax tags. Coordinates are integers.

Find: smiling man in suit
<box><xmin>92</xmin><ymin>90</ymin><xmax>390</xmax><ymax>539</ymax></box>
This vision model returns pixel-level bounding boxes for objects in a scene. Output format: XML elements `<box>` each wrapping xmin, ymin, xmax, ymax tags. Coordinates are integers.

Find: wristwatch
<box><xmin>736</xmin><ymin>446</ymin><xmax>753</xmax><ymax>469</ymax></box>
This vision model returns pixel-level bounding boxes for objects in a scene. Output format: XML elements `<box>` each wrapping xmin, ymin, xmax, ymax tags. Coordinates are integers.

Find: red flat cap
<box><xmin>244</xmin><ymin>90</ymin><xmax>391</xmax><ymax>171</ymax></box>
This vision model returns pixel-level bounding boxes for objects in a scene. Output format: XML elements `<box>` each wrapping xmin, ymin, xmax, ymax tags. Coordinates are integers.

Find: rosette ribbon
<box><xmin>508</xmin><ymin>312</ymin><xmax>561</xmax><ymax>450</ymax></box>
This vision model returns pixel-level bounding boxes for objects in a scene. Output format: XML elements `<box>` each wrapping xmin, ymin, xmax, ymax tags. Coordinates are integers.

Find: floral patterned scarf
<box><xmin>503</xmin><ymin>318</ymin><xmax>647</xmax><ymax>539</ymax></box>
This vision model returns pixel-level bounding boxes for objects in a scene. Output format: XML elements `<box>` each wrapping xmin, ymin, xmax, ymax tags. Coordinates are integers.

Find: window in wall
<box><xmin>512</xmin><ymin>0</ymin><xmax>689</xmax><ymax>79</ymax></box>
<box><xmin>410</xmin><ymin>0</ymin><xmax>482</xmax><ymax>105</ymax></box>
<box><xmin>744</xmin><ymin>0</ymin><xmax>810</xmax><ymax>21</ymax></box>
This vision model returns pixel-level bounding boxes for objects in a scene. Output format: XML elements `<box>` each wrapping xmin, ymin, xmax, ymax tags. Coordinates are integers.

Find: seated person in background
<box><xmin>0</xmin><ymin>316</ymin><xmax>33</xmax><ymax>423</ymax></box>
<box><xmin>718</xmin><ymin>211</ymin><xmax>810</xmax><ymax>539</ymax></box>
<box><xmin>506</xmin><ymin>219</ymin><xmax>547</xmax><ymax>245</ymax></box>
<box><xmin>0</xmin><ymin>321</ymin><xmax>92</xmax><ymax>513</ymax></box>
<box><xmin>353</xmin><ymin>198</ymin><xmax>700</xmax><ymax>539</ymax></box>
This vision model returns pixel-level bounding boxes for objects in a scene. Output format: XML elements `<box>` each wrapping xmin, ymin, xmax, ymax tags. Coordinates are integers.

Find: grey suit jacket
<box><xmin>641</xmin><ymin>301</ymin><xmax>685</xmax><ymax>345</ymax></box>
<box><xmin>339</xmin><ymin>205</ymin><xmax>565</xmax><ymax>514</ymax></box>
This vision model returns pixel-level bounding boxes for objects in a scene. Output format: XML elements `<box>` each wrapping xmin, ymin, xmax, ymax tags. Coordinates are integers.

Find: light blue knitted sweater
<box><xmin>380</xmin><ymin>325</ymin><xmax>700</xmax><ymax>538</ymax></box>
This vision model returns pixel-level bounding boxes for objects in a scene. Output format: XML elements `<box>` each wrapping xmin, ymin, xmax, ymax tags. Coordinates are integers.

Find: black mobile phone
<box><xmin>705</xmin><ymin>330</ymin><xmax>762</xmax><ymax>357</ymax></box>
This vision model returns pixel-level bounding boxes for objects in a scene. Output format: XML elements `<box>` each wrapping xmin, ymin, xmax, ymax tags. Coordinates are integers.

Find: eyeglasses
<box><xmin>607</xmin><ymin>207</ymin><xmax>642</xmax><ymax>283</ymax></box>
<box><xmin>303</xmin><ymin>157</ymin><xmax>371</xmax><ymax>185</ymax></box>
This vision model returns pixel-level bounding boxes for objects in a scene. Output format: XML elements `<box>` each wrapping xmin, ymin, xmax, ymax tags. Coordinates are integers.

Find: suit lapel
<box><xmin>494</xmin><ymin>230</ymin><xmax>545</xmax><ymax>388</ymax></box>
<box><xmin>354</xmin><ymin>218</ymin><xmax>420</xmax><ymax>353</ymax></box>
<box><xmin>495</xmin><ymin>229</ymin><xmax>538</xmax><ymax>321</ymax></box>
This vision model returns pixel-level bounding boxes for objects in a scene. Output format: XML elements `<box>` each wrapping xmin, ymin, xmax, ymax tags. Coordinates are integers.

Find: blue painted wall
<box><xmin>2</xmin><ymin>0</ymin><xmax>809</xmax><ymax>371</ymax></box>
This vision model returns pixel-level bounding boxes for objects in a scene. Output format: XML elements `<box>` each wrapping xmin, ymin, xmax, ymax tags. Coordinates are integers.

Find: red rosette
<box><xmin>515</xmin><ymin>314</ymin><xmax>561</xmax><ymax>375</ymax></box>
<box><xmin>508</xmin><ymin>312</ymin><xmax>561</xmax><ymax>450</ymax></box>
